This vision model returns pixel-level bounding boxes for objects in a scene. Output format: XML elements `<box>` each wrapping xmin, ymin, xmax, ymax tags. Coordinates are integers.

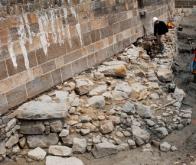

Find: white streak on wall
<box><xmin>76</xmin><ymin>23</ymin><xmax>83</xmax><ymax>46</ymax></box>
<box><xmin>70</xmin><ymin>7</ymin><xmax>77</xmax><ymax>18</ymax></box>
<box><xmin>8</xmin><ymin>42</ymin><xmax>17</xmax><ymax>68</ymax></box>
<box><xmin>23</xmin><ymin>13</ymin><xmax>32</xmax><ymax>44</ymax></box>
<box><xmin>38</xmin><ymin>15</ymin><xmax>49</xmax><ymax>55</ymax></box>
<box><xmin>66</xmin><ymin>25</ymin><xmax>72</xmax><ymax>48</ymax></box>
<box><xmin>50</xmin><ymin>10</ymin><xmax>58</xmax><ymax>43</ymax></box>
<box><xmin>18</xmin><ymin>16</ymin><xmax>30</xmax><ymax>70</ymax></box>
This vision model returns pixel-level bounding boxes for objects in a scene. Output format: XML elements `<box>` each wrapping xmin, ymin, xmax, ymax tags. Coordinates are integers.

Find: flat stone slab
<box><xmin>16</xmin><ymin>101</ymin><xmax>68</xmax><ymax>120</ymax></box>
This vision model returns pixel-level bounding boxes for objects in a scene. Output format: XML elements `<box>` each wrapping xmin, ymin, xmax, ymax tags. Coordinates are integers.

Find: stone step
<box><xmin>16</xmin><ymin>101</ymin><xmax>68</xmax><ymax>120</ymax></box>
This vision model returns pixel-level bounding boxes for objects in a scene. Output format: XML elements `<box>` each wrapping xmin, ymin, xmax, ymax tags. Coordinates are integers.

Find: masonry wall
<box><xmin>175</xmin><ymin>0</ymin><xmax>196</xmax><ymax>8</ymax></box>
<box><xmin>0</xmin><ymin>0</ymin><xmax>175</xmax><ymax>115</ymax></box>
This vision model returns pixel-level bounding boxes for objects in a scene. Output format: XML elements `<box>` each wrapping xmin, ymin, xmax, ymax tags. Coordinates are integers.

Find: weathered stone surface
<box><xmin>115</xmin><ymin>82</ymin><xmax>132</xmax><ymax>95</ymax></box>
<box><xmin>156</xmin><ymin>68</ymin><xmax>173</xmax><ymax>82</ymax></box>
<box><xmin>19</xmin><ymin>137</ymin><xmax>26</xmax><ymax>148</ymax></box>
<box><xmin>122</xmin><ymin>101</ymin><xmax>136</xmax><ymax>115</ymax></box>
<box><xmin>132</xmin><ymin>125</ymin><xmax>150</xmax><ymax>143</ymax></box>
<box><xmin>135</xmin><ymin>103</ymin><xmax>154</xmax><ymax>118</ymax></box>
<box><xmin>127</xmin><ymin>139</ymin><xmax>136</xmax><ymax>149</ymax></box>
<box><xmin>20</xmin><ymin>122</ymin><xmax>45</xmax><ymax>135</ymax></box>
<box><xmin>46</xmin><ymin>156</ymin><xmax>84</xmax><ymax>165</ymax></box>
<box><xmin>48</xmin><ymin>145</ymin><xmax>72</xmax><ymax>156</ymax></box>
<box><xmin>129</xmin><ymin>83</ymin><xmax>147</xmax><ymax>99</ymax></box>
<box><xmin>50</xmin><ymin>120</ymin><xmax>63</xmax><ymax>133</ymax></box>
<box><xmin>59</xmin><ymin>129</ymin><xmax>69</xmax><ymax>137</ymax></box>
<box><xmin>27</xmin><ymin>133</ymin><xmax>59</xmax><ymax>148</ymax></box>
<box><xmin>98</xmin><ymin>64</ymin><xmax>127</xmax><ymax>78</ymax></box>
<box><xmin>100</xmin><ymin>120</ymin><xmax>114</xmax><ymax>134</ymax></box>
<box><xmin>89</xmin><ymin>85</ymin><xmax>107</xmax><ymax>96</ymax></box>
<box><xmin>155</xmin><ymin>127</ymin><xmax>168</xmax><ymax>138</ymax></box>
<box><xmin>92</xmin><ymin>142</ymin><xmax>118</xmax><ymax>158</ymax></box>
<box><xmin>72</xmin><ymin>138</ymin><xmax>87</xmax><ymax>154</ymax></box>
<box><xmin>16</xmin><ymin>101</ymin><xmax>68</xmax><ymax>120</ymax></box>
<box><xmin>54</xmin><ymin>91</ymin><xmax>69</xmax><ymax>103</ymax></box>
<box><xmin>0</xmin><ymin>142</ymin><xmax>6</xmax><ymax>155</ymax></box>
<box><xmin>160</xmin><ymin>142</ymin><xmax>171</xmax><ymax>152</ymax></box>
<box><xmin>117</xmin><ymin>143</ymin><xmax>129</xmax><ymax>151</ymax></box>
<box><xmin>88</xmin><ymin>96</ymin><xmax>105</xmax><ymax>109</ymax></box>
<box><xmin>61</xmin><ymin>137</ymin><xmax>73</xmax><ymax>147</ymax></box>
<box><xmin>5</xmin><ymin>134</ymin><xmax>19</xmax><ymax>148</ymax></box>
<box><xmin>12</xmin><ymin>145</ymin><xmax>20</xmax><ymax>153</ymax></box>
<box><xmin>27</xmin><ymin>147</ymin><xmax>46</xmax><ymax>160</ymax></box>
<box><xmin>75</xmin><ymin>79</ymin><xmax>94</xmax><ymax>95</ymax></box>
<box><xmin>5</xmin><ymin>118</ymin><xmax>17</xmax><ymax>132</ymax></box>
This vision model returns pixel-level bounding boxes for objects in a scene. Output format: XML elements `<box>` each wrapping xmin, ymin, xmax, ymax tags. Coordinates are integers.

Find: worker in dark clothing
<box><xmin>191</xmin><ymin>49</ymin><xmax>196</xmax><ymax>83</ymax></box>
<box><xmin>153</xmin><ymin>17</ymin><xmax>168</xmax><ymax>53</ymax></box>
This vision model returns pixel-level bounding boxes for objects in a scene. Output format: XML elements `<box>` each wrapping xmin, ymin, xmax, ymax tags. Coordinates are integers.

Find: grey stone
<box><xmin>48</xmin><ymin>145</ymin><xmax>72</xmax><ymax>156</ymax></box>
<box><xmin>92</xmin><ymin>142</ymin><xmax>118</xmax><ymax>158</ymax></box>
<box><xmin>0</xmin><ymin>142</ymin><xmax>6</xmax><ymax>155</ymax></box>
<box><xmin>16</xmin><ymin>101</ymin><xmax>68</xmax><ymax>120</ymax></box>
<box><xmin>27</xmin><ymin>133</ymin><xmax>59</xmax><ymax>148</ymax></box>
<box><xmin>135</xmin><ymin>103</ymin><xmax>154</xmax><ymax>118</ymax></box>
<box><xmin>80</xmin><ymin>115</ymin><xmax>92</xmax><ymax>123</ymax></box>
<box><xmin>19</xmin><ymin>137</ymin><xmax>26</xmax><ymax>148</ymax></box>
<box><xmin>59</xmin><ymin>129</ymin><xmax>69</xmax><ymax>137</ymax></box>
<box><xmin>160</xmin><ymin>142</ymin><xmax>171</xmax><ymax>152</ymax></box>
<box><xmin>27</xmin><ymin>147</ymin><xmax>46</xmax><ymax>160</ymax></box>
<box><xmin>117</xmin><ymin>143</ymin><xmax>129</xmax><ymax>151</ymax></box>
<box><xmin>5</xmin><ymin>134</ymin><xmax>19</xmax><ymax>148</ymax></box>
<box><xmin>54</xmin><ymin>91</ymin><xmax>69</xmax><ymax>103</ymax></box>
<box><xmin>146</xmin><ymin>119</ymin><xmax>155</xmax><ymax>127</ymax></box>
<box><xmin>122</xmin><ymin>101</ymin><xmax>136</xmax><ymax>115</ymax></box>
<box><xmin>89</xmin><ymin>85</ymin><xmax>107</xmax><ymax>96</ymax></box>
<box><xmin>61</xmin><ymin>137</ymin><xmax>73</xmax><ymax>147</ymax></box>
<box><xmin>80</xmin><ymin>129</ymin><xmax>90</xmax><ymax>135</ymax></box>
<box><xmin>100</xmin><ymin>120</ymin><xmax>114</xmax><ymax>134</ymax></box>
<box><xmin>115</xmin><ymin>82</ymin><xmax>132</xmax><ymax>95</ymax></box>
<box><xmin>38</xmin><ymin>95</ymin><xmax>52</xmax><ymax>102</ymax></box>
<box><xmin>156</xmin><ymin>68</ymin><xmax>173</xmax><ymax>82</ymax></box>
<box><xmin>98</xmin><ymin>64</ymin><xmax>127</xmax><ymax>78</ymax></box>
<box><xmin>72</xmin><ymin>138</ymin><xmax>87</xmax><ymax>154</ymax></box>
<box><xmin>75</xmin><ymin>79</ymin><xmax>94</xmax><ymax>95</ymax></box>
<box><xmin>132</xmin><ymin>125</ymin><xmax>150</xmax><ymax>143</ymax></box>
<box><xmin>112</xmin><ymin>91</ymin><xmax>128</xmax><ymax>101</ymax></box>
<box><xmin>171</xmin><ymin>145</ymin><xmax>178</xmax><ymax>151</ymax></box>
<box><xmin>127</xmin><ymin>139</ymin><xmax>136</xmax><ymax>149</ymax></box>
<box><xmin>88</xmin><ymin>96</ymin><xmax>105</xmax><ymax>109</ymax></box>
<box><xmin>20</xmin><ymin>122</ymin><xmax>45</xmax><ymax>135</ymax></box>
<box><xmin>12</xmin><ymin>145</ymin><xmax>20</xmax><ymax>153</ymax></box>
<box><xmin>155</xmin><ymin>127</ymin><xmax>168</xmax><ymax>138</ymax></box>
<box><xmin>5</xmin><ymin>118</ymin><xmax>17</xmax><ymax>132</ymax></box>
<box><xmin>46</xmin><ymin>156</ymin><xmax>84</xmax><ymax>165</ymax></box>
<box><xmin>50</xmin><ymin>120</ymin><xmax>63</xmax><ymax>133</ymax></box>
<box><xmin>103</xmin><ymin>60</ymin><xmax>127</xmax><ymax>66</ymax></box>
<box><xmin>68</xmin><ymin>93</ymin><xmax>80</xmax><ymax>107</ymax></box>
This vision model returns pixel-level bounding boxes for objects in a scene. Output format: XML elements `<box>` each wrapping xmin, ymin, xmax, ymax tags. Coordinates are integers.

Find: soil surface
<box><xmin>1</xmin><ymin>14</ymin><xmax>196</xmax><ymax>165</ymax></box>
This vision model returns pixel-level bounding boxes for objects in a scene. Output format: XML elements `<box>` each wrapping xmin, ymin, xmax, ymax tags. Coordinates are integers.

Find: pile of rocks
<box><xmin>0</xmin><ymin>30</ymin><xmax>192</xmax><ymax>164</ymax></box>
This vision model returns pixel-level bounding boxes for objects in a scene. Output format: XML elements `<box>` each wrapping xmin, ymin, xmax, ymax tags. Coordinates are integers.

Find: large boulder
<box><xmin>92</xmin><ymin>142</ymin><xmax>118</xmax><ymax>158</ymax></box>
<box><xmin>16</xmin><ymin>101</ymin><xmax>68</xmax><ymax>120</ymax></box>
<box><xmin>46</xmin><ymin>156</ymin><xmax>84</xmax><ymax>165</ymax></box>
<box><xmin>27</xmin><ymin>133</ymin><xmax>59</xmax><ymax>148</ymax></box>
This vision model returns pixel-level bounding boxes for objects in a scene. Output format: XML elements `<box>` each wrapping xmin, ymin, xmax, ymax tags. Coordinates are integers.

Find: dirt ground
<box><xmin>1</xmin><ymin>14</ymin><xmax>196</xmax><ymax>165</ymax></box>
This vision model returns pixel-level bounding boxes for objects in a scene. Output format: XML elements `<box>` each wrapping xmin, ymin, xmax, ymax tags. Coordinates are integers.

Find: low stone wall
<box><xmin>175</xmin><ymin>0</ymin><xmax>196</xmax><ymax>8</ymax></box>
<box><xmin>0</xmin><ymin>0</ymin><xmax>175</xmax><ymax>115</ymax></box>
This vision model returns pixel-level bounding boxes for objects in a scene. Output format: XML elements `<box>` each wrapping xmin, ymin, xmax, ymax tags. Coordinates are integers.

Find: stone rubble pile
<box><xmin>0</xmin><ymin>30</ymin><xmax>192</xmax><ymax>164</ymax></box>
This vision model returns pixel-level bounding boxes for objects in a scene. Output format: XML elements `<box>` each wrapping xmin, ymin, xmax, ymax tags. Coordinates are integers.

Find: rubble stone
<box><xmin>50</xmin><ymin>120</ymin><xmax>63</xmax><ymax>133</ymax></box>
<box><xmin>46</xmin><ymin>156</ymin><xmax>84</xmax><ymax>165</ymax></box>
<box><xmin>75</xmin><ymin>79</ymin><xmax>94</xmax><ymax>95</ymax></box>
<box><xmin>88</xmin><ymin>96</ymin><xmax>105</xmax><ymax>109</ymax></box>
<box><xmin>20</xmin><ymin>122</ymin><xmax>45</xmax><ymax>135</ymax></box>
<box><xmin>100</xmin><ymin>120</ymin><xmax>114</xmax><ymax>134</ymax></box>
<box><xmin>5</xmin><ymin>118</ymin><xmax>17</xmax><ymax>132</ymax></box>
<box><xmin>72</xmin><ymin>138</ymin><xmax>87</xmax><ymax>154</ymax></box>
<box><xmin>27</xmin><ymin>133</ymin><xmax>59</xmax><ymax>148</ymax></box>
<box><xmin>27</xmin><ymin>147</ymin><xmax>46</xmax><ymax>160</ymax></box>
<box><xmin>89</xmin><ymin>85</ymin><xmax>107</xmax><ymax>96</ymax></box>
<box><xmin>160</xmin><ymin>142</ymin><xmax>171</xmax><ymax>152</ymax></box>
<box><xmin>5</xmin><ymin>134</ymin><xmax>19</xmax><ymax>149</ymax></box>
<box><xmin>122</xmin><ymin>101</ymin><xmax>136</xmax><ymax>115</ymax></box>
<box><xmin>132</xmin><ymin>125</ymin><xmax>150</xmax><ymax>143</ymax></box>
<box><xmin>92</xmin><ymin>142</ymin><xmax>118</xmax><ymax>158</ymax></box>
<box><xmin>156</xmin><ymin>68</ymin><xmax>173</xmax><ymax>82</ymax></box>
<box><xmin>48</xmin><ymin>145</ymin><xmax>72</xmax><ymax>156</ymax></box>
